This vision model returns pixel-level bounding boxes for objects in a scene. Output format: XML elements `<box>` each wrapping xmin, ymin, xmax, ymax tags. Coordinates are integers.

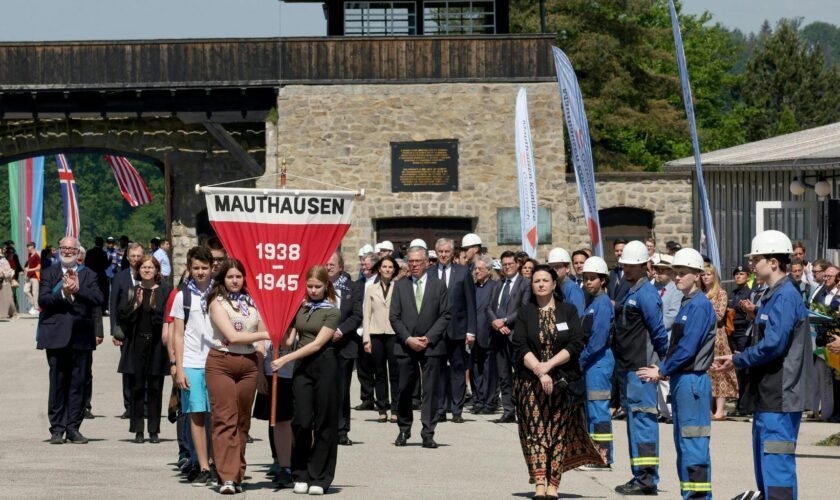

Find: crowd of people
<box><xmin>24</xmin><ymin>227</ymin><xmax>840</xmax><ymax>498</ymax></box>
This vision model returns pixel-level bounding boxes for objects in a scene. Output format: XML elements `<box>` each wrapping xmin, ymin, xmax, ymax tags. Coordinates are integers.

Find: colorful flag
<box><xmin>56</xmin><ymin>154</ymin><xmax>81</xmax><ymax>238</ymax></box>
<box><xmin>668</xmin><ymin>0</ymin><xmax>721</xmax><ymax>272</ymax></box>
<box><xmin>104</xmin><ymin>155</ymin><xmax>152</xmax><ymax>207</ymax></box>
<box><xmin>515</xmin><ymin>88</ymin><xmax>539</xmax><ymax>259</ymax></box>
<box><xmin>7</xmin><ymin>157</ymin><xmax>45</xmax><ymax>251</ymax></box>
<box><xmin>551</xmin><ymin>47</ymin><xmax>604</xmax><ymax>258</ymax></box>
<box><xmin>203</xmin><ymin>187</ymin><xmax>356</xmax><ymax>345</ymax></box>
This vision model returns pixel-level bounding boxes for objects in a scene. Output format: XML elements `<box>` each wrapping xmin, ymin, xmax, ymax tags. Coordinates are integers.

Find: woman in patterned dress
<box><xmin>512</xmin><ymin>265</ymin><xmax>605</xmax><ymax>500</ymax></box>
<box><xmin>701</xmin><ymin>264</ymin><xmax>738</xmax><ymax>420</ymax></box>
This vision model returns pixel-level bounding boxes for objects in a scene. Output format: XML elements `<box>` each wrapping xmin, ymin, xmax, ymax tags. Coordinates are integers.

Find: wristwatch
<box><xmin>169</xmin><ymin>360</ymin><xmax>177</xmax><ymax>367</ymax></box>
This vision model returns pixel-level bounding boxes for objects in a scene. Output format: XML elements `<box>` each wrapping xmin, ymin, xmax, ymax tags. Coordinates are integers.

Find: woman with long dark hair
<box><xmin>272</xmin><ymin>265</ymin><xmax>340</xmax><ymax>496</ymax></box>
<box><xmin>206</xmin><ymin>258</ymin><xmax>270</xmax><ymax>494</ymax></box>
<box><xmin>117</xmin><ymin>255</ymin><xmax>172</xmax><ymax>444</ymax></box>
<box><xmin>363</xmin><ymin>255</ymin><xmax>400</xmax><ymax>423</ymax></box>
<box><xmin>512</xmin><ymin>265</ymin><xmax>604</xmax><ymax>499</ymax></box>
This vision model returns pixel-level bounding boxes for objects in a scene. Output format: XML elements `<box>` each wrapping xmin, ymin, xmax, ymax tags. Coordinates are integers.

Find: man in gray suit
<box><xmin>487</xmin><ymin>250</ymin><xmax>531</xmax><ymax>422</ymax></box>
<box><xmin>471</xmin><ymin>256</ymin><xmax>500</xmax><ymax>415</ymax></box>
<box><xmin>390</xmin><ymin>246</ymin><xmax>451</xmax><ymax>448</ymax></box>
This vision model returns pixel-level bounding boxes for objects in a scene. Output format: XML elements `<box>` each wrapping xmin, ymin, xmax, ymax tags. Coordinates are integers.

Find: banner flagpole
<box><xmin>515</xmin><ymin>88</ymin><xmax>539</xmax><ymax>259</ymax></box>
<box><xmin>270</xmin><ymin>154</ymin><xmax>287</xmax><ymax>428</ymax></box>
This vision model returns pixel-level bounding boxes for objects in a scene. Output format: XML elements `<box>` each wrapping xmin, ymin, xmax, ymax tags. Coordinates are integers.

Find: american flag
<box><xmin>104</xmin><ymin>155</ymin><xmax>152</xmax><ymax>207</ymax></box>
<box><xmin>55</xmin><ymin>154</ymin><xmax>81</xmax><ymax>238</ymax></box>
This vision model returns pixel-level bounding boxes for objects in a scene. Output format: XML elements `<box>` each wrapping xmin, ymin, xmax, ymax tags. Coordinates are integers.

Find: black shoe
<box><xmin>49</xmin><ymin>432</ymin><xmax>65</xmax><ymax>444</ymax></box>
<box><xmin>83</xmin><ymin>409</ymin><xmax>95</xmax><ymax>420</ymax></box>
<box><xmin>133</xmin><ymin>432</ymin><xmax>144</xmax><ymax>443</ymax></box>
<box><xmin>149</xmin><ymin>433</ymin><xmax>160</xmax><ymax>444</ymax></box>
<box><xmin>451</xmin><ymin>414</ymin><xmax>465</xmax><ymax>423</ymax></box>
<box><xmin>437</xmin><ymin>414</ymin><xmax>448</xmax><ymax>423</ymax></box>
<box><xmin>246</xmin><ymin>433</ymin><xmax>254</xmax><ymax>444</ymax></box>
<box><xmin>614</xmin><ymin>480</ymin><xmax>657</xmax><ymax>496</ymax></box>
<box><xmin>471</xmin><ymin>405</ymin><xmax>486</xmax><ymax>415</ymax></box>
<box><xmin>338</xmin><ymin>436</ymin><xmax>353</xmax><ymax>446</ymax></box>
<box><xmin>191</xmin><ymin>469</ymin><xmax>212</xmax><ymax>487</ymax></box>
<box><xmin>354</xmin><ymin>402</ymin><xmax>375</xmax><ymax>411</ymax></box>
<box><xmin>120</xmin><ymin>410</ymin><xmax>130</xmax><ymax>419</ymax></box>
<box><xmin>412</xmin><ymin>401</ymin><xmax>422</xmax><ymax>410</ymax></box>
<box><xmin>421</xmin><ymin>437</ymin><xmax>438</xmax><ymax>449</ymax></box>
<box><xmin>275</xmin><ymin>467</ymin><xmax>293</xmax><ymax>488</ymax></box>
<box><xmin>394</xmin><ymin>431</ymin><xmax>410</xmax><ymax>446</ymax></box>
<box><xmin>209</xmin><ymin>464</ymin><xmax>220</xmax><ymax>487</ymax></box>
<box><xmin>657</xmin><ymin>415</ymin><xmax>673</xmax><ymax>424</ymax></box>
<box><xmin>186</xmin><ymin>464</ymin><xmax>201</xmax><ymax>482</ymax></box>
<box><xmin>494</xmin><ymin>414</ymin><xmax>516</xmax><ymax>423</ymax></box>
<box><xmin>613</xmin><ymin>408</ymin><xmax>627</xmax><ymax>420</ymax></box>
<box><xmin>66</xmin><ymin>431</ymin><xmax>89</xmax><ymax>444</ymax></box>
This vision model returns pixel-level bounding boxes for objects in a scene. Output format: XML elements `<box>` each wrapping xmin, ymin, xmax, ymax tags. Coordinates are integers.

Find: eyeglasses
<box><xmin>213</xmin><ymin>257</ymin><xmax>226</xmax><ymax>262</ymax></box>
<box><xmin>59</xmin><ymin>246</ymin><xmax>79</xmax><ymax>253</ymax></box>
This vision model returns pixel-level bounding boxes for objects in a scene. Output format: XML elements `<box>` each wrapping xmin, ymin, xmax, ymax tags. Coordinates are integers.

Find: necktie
<box><xmin>499</xmin><ymin>279</ymin><xmax>511</xmax><ymax>313</ymax></box>
<box><xmin>414</xmin><ymin>278</ymin><xmax>423</xmax><ymax>312</ymax></box>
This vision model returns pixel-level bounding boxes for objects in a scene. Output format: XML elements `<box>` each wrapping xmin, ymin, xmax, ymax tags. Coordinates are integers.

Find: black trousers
<box><xmin>120</xmin><ymin>345</ymin><xmax>131</xmax><ymax>412</ymax></box>
<box><xmin>397</xmin><ymin>354</ymin><xmax>443</xmax><ymax>440</ymax></box>
<box><xmin>494</xmin><ymin>341</ymin><xmax>514</xmax><ymax>417</ymax></box>
<box><xmin>336</xmin><ymin>354</ymin><xmax>354</xmax><ymax>438</ymax></box>
<box><xmin>728</xmin><ymin>332</ymin><xmax>750</xmax><ymax>414</ymax></box>
<box><xmin>472</xmin><ymin>344</ymin><xmax>498</xmax><ymax>409</ymax></box>
<box><xmin>370</xmin><ymin>335</ymin><xmax>399</xmax><ymax>412</ymax></box>
<box><xmin>356</xmin><ymin>350</ymin><xmax>375</xmax><ymax>406</ymax></box>
<box><xmin>438</xmin><ymin>338</ymin><xmax>468</xmax><ymax>417</ymax></box>
<box><xmin>292</xmin><ymin>347</ymin><xmax>338</xmax><ymax>489</ymax></box>
<box><xmin>46</xmin><ymin>348</ymin><xmax>92</xmax><ymax>435</ymax></box>
<box><xmin>84</xmin><ymin>353</ymin><xmax>94</xmax><ymax>411</ymax></box>
<box><xmin>129</xmin><ymin>373</ymin><xmax>164</xmax><ymax>434</ymax></box>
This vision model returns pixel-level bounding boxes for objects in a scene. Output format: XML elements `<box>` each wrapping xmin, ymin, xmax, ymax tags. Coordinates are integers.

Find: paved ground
<box><xmin>1</xmin><ymin>316</ymin><xmax>839</xmax><ymax>499</ymax></box>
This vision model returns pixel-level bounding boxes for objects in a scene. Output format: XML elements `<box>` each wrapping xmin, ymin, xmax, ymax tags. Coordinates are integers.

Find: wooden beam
<box><xmin>201</xmin><ymin>121</ymin><xmax>264</xmax><ymax>177</ymax></box>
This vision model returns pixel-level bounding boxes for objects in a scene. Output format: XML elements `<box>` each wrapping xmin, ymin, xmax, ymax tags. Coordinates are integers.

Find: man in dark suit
<box><xmin>109</xmin><ymin>242</ymin><xmax>145</xmax><ymax>418</ymax></box>
<box><xmin>608</xmin><ymin>238</ymin><xmax>631</xmax><ymax>301</ymax></box>
<box><xmin>470</xmin><ymin>255</ymin><xmax>500</xmax><ymax>415</ymax></box>
<box><xmin>430</xmin><ymin>238</ymin><xmax>476</xmax><ymax>423</ymax></box>
<box><xmin>326</xmin><ymin>251</ymin><xmax>364</xmax><ymax>446</ymax></box>
<box><xmin>37</xmin><ymin>236</ymin><xmax>104</xmax><ymax>444</ymax></box>
<box><xmin>488</xmin><ymin>251</ymin><xmax>531</xmax><ymax>423</ymax></box>
<box><xmin>390</xmin><ymin>246</ymin><xmax>450</xmax><ymax>448</ymax></box>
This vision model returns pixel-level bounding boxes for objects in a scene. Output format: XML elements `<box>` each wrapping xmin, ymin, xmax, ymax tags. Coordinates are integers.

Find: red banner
<box><xmin>203</xmin><ymin>187</ymin><xmax>356</xmax><ymax>345</ymax></box>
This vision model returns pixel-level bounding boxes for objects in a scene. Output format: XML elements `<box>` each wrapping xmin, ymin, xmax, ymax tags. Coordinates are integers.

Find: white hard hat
<box><xmin>428</xmin><ymin>250</ymin><xmax>438</xmax><ymax>259</ymax></box>
<box><xmin>462</xmin><ymin>233</ymin><xmax>482</xmax><ymax>248</ymax></box>
<box><xmin>618</xmin><ymin>240</ymin><xmax>649</xmax><ymax>265</ymax></box>
<box><xmin>491</xmin><ymin>259</ymin><xmax>502</xmax><ymax>270</ymax></box>
<box><xmin>746</xmin><ymin>230</ymin><xmax>793</xmax><ymax>257</ymax></box>
<box><xmin>671</xmin><ymin>248</ymin><xmax>705</xmax><ymax>271</ymax></box>
<box><xmin>409</xmin><ymin>238</ymin><xmax>427</xmax><ymax>249</ymax></box>
<box><xmin>653</xmin><ymin>253</ymin><xmax>673</xmax><ymax>268</ymax></box>
<box><xmin>358</xmin><ymin>244</ymin><xmax>374</xmax><ymax>257</ymax></box>
<box><xmin>547</xmin><ymin>247</ymin><xmax>571</xmax><ymax>264</ymax></box>
<box><xmin>378</xmin><ymin>240</ymin><xmax>394</xmax><ymax>252</ymax></box>
<box><xmin>581</xmin><ymin>256</ymin><xmax>608</xmax><ymax>275</ymax></box>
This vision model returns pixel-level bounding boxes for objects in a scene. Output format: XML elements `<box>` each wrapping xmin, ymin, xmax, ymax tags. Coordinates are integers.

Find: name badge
<box><xmin>681</xmin><ymin>315</ymin><xmax>688</xmax><ymax>321</ymax></box>
<box><xmin>760</xmin><ymin>314</ymin><xmax>769</xmax><ymax>321</ymax></box>
<box><xmin>556</xmin><ymin>322</ymin><xmax>569</xmax><ymax>331</ymax></box>
<box><xmin>628</xmin><ymin>299</ymin><xmax>637</xmax><ymax>306</ymax></box>
<box><xmin>588</xmin><ymin>308</ymin><xmax>595</xmax><ymax>314</ymax></box>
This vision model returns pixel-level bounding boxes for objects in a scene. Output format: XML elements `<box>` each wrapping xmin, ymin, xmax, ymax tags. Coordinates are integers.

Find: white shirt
<box><xmin>153</xmin><ymin>248</ymin><xmax>171</xmax><ymax>277</ymax></box>
<box><xmin>824</xmin><ymin>286</ymin><xmax>839</xmax><ymax>306</ymax></box>
<box><xmin>438</xmin><ymin>264</ymin><xmax>451</xmax><ymax>288</ymax></box>
<box><xmin>170</xmin><ymin>289</ymin><xmax>214</xmax><ymax>369</ymax></box>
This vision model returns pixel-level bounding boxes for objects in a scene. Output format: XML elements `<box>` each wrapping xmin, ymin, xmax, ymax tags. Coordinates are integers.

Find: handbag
<box><xmin>724</xmin><ymin>308</ymin><xmax>736</xmax><ymax>336</ymax></box>
<box><xmin>113</xmin><ymin>285</ymin><xmax>136</xmax><ymax>342</ymax></box>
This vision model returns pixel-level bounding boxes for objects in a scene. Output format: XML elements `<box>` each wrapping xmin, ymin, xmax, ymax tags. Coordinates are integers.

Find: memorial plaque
<box><xmin>391</xmin><ymin>140</ymin><xmax>458</xmax><ymax>192</ymax></box>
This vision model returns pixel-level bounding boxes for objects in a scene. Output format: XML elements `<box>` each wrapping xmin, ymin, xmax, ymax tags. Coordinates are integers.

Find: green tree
<box><xmin>739</xmin><ymin>20</ymin><xmax>840</xmax><ymax>141</ymax></box>
<box><xmin>1</xmin><ymin>154</ymin><xmax>165</xmax><ymax>250</ymax></box>
<box><xmin>800</xmin><ymin>21</ymin><xmax>840</xmax><ymax>68</ymax></box>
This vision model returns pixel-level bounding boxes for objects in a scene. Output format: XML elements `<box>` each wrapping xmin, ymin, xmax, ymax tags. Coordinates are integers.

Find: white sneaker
<box><xmin>219</xmin><ymin>481</ymin><xmax>236</xmax><ymax>494</ymax></box>
<box><xmin>308</xmin><ymin>485</ymin><xmax>324</xmax><ymax>495</ymax></box>
<box><xmin>28</xmin><ymin>307</ymin><xmax>38</xmax><ymax>315</ymax></box>
<box><xmin>293</xmin><ymin>482</ymin><xmax>309</xmax><ymax>494</ymax></box>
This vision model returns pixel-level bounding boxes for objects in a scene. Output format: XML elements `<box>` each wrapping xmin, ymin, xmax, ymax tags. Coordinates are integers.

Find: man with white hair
<box><xmin>37</xmin><ymin>236</ymin><xmax>104</xmax><ymax>444</ymax></box>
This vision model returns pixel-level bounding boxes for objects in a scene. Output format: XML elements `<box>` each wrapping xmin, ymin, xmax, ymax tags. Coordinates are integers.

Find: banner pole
<box><xmin>270</xmin><ymin>348</ymin><xmax>279</xmax><ymax>428</ymax></box>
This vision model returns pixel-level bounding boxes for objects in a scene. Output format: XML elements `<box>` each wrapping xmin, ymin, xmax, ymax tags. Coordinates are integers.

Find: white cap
<box><xmin>358</xmin><ymin>244</ymin><xmax>374</xmax><ymax>257</ymax></box>
<box><xmin>462</xmin><ymin>233</ymin><xmax>482</xmax><ymax>248</ymax></box>
<box><xmin>653</xmin><ymin>253</ymin><xmax>673</xmax><ymax>268</ymax></box>
<box><xmin>618</xmin><ymin>240</ymin><xmax>649</xmax><ymax>265</ymax></box>
<box><xmin>428</xmin><ymin>250</ymin><xmax>438</xmax><ymax>259</ymax></box>
<box><xmin>672</xmin><ymin>248</ymin><xmax>705</xmax><ymax>271</ymax></box>
<box><xmin>581</xmin><ymin>256</ymin><xmax>609</xmax><ymax>275</ymax></box>
<box><xmin>378</xmin><ymin>240</ymin><xmax>394</xmax><ymax>252</ymax></box>
<box><xmin>746</xmin><ymin>230</ymin><xmax>793</xmax><ymax>257</ymax></box>
<box><xmin>409</xmin><ymin>238</ymin><xmax>427</xmax><ymax>249</ymax></box>
<box><xmin>547</xmin><ymin>247</ymin><xmax>571</xmax><ymax>264</ymax></box>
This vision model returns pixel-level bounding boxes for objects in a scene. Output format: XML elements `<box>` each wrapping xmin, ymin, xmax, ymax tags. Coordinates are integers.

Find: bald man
<box><xmin>37</xmin><ymin>236</ymin><xmax>104</xmax><ymax>444</ymax></box>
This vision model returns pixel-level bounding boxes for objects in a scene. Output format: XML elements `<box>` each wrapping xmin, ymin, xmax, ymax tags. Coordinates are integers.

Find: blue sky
<box><xmin>0</xmin><ymin>1</ymin><xmax>838</xmax><ymax>40</ymax></box>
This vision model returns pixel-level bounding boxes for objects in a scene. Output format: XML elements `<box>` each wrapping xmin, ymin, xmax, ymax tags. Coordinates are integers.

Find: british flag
<box><xmin>56</xmin><ymin>154</ymin><xmax>81</xmax><ymax>238</ymax></box>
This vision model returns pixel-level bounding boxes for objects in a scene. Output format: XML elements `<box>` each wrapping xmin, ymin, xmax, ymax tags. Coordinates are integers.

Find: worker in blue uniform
<box><xmin>638</xmin><ymin>248</ymin><xmax>716</xmax><ymax>499</ymax></box>
<box><xmin>713</xmin><ymin>230</ymin><xmax>814</xmax><ymax>500</ymax></box>
<box><xmin>547</xmin><ymin>247</ymin><xmax>585</xmax><ymax>316</ymax></box>
<box><xmin>612</xmin><ymin>240</ymin><xmax>670</xmax><ymax>496</ymax></box>
<box><xmin>578</xmin><ymin>256</ymin><xmax>615</xmax><ymax>471</ymax></box>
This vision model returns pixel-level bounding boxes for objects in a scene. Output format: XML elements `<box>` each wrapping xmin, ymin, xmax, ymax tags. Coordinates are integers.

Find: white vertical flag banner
<box><xmin>551</xmin><ymin>47</ymin><xmax>604</xmax><ymax>258</ymax></box>
<box><xmin>515</xmin><ymin>88</ymin><xmax>539</xmax><ymax>258</ymax></box>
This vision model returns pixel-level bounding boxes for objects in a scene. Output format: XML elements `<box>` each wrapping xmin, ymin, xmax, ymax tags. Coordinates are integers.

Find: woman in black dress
<box><xmin>512</xmin><ymin>265</ymin><xmax>604</xmax><ymax>499</ymax></box>
<box><xmin>118</xmin><ymin>255</ymin><xmax>172</xmax><ymax>443</ymax></box>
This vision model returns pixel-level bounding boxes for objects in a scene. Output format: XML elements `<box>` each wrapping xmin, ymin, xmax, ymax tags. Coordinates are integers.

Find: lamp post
<box><xmin>540</xmin><ymin>0</ymin><xmax>546</xmax><ymax>33</ymax></box>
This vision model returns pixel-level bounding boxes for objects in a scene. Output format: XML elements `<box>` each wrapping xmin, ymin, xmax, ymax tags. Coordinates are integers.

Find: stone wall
<box><xmin>273</xmin><ymin>82</ymin><xmax>569</xmax><ymax>273</ymax></box>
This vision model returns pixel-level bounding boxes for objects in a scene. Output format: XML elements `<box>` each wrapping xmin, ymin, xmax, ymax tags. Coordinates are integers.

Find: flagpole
<box><xmin>270</xmin><ymin>153</ymin><xmax>287</xmax><ymax>429</ymax></box>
